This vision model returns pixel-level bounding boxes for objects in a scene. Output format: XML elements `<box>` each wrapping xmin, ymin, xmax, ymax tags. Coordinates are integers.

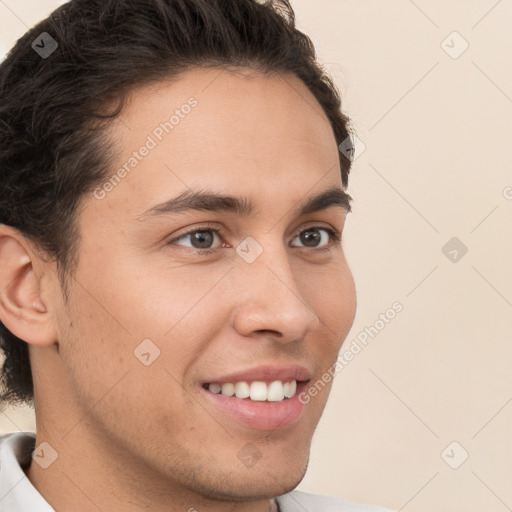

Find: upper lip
<box><xmin>203</xmin><ymin>364</ymin><xmax>312</xmax><ymax>384</ymax></box>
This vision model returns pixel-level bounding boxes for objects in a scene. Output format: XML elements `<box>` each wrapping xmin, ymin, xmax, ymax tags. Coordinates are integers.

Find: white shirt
<box><xmin>0</xmin><ymin>432</ymin><xmax>392</xmax><ymax>511</ymax></box>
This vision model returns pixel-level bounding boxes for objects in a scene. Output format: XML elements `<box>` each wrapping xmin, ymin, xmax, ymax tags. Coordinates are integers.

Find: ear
<box><xmin>0</xmin><ymin>224</ymin><xmax>58</xmax><ymax>347</ymax></box>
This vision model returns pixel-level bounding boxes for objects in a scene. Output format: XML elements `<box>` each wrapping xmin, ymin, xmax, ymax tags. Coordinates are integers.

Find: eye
<box><xmin>290</xmin><ymin>227</ymin><xmax>341</xmax><ymax>249</ymax></box>
<box><xmin>171</xmin><ymin>223</ymin><xmax>224</xmax><ymax>253</ymax></box>
<box><xmin>167</xmin><ymin>223</ymin><xmax>342</xmax><ymax>255</ymax></box>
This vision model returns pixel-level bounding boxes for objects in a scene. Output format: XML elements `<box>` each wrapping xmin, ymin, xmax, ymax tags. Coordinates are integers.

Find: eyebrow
<box><xmin>136</xmin><ymin>186</ymin><xmax>352</xmax><ymax>222</ymax></box>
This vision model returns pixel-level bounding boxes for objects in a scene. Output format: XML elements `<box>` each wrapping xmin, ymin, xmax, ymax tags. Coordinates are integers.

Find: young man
<box><xmin>0</xmin><ymin>1</ymin><xmax>393</xmax><ymax>511</ymax></box>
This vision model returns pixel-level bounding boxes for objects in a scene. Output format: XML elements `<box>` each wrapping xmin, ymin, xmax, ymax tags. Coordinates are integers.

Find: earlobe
<box><xmin>0</xmin><ymin>225</ymin><xmax>57</xmax><ymax>347</ymax></box>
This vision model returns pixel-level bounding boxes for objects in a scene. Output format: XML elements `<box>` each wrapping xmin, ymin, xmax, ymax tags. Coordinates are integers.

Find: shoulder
<box><xmin>276</xmin><ymin>489</ymin><xmax>395</xmax><ymax>512</ymax></box>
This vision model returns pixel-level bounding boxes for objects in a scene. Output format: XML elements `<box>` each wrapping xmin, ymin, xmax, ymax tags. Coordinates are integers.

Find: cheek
<box><xmin>104</xmin><ymin>256</ymin><xmax>230</xmax><ymax>336</ymax></box>
<box><xmin>305</xmin><ymin>259</ymin><xmax>357</xmax><ymax>343</ymax></box>
<box><xmin>298</xmin><ymin>263</ymin><xmax>355</xmax><ymax>415</ymax></box>
<box><xmin>57</xmin><ymin>286</ymin><xmax>202</xmax><ymax>440</ymax></box>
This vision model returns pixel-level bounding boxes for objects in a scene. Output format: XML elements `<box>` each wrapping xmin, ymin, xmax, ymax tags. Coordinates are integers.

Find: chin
<box><xmin>204</xmin><ymin>472</ymin><xmax>307</xmax><ymax>503</ymax></box>
<box><xmin>202</xmin><ymin>447</ymin><xmax>310</xmax><ymax>502</ymax></box>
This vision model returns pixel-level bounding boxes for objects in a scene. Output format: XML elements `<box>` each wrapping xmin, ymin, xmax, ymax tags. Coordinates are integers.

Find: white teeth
<box><xmin>283</xmin><ymin>380</ymin><xmax>296</xmax><ymax>398</ymax></box>
<box><xmin>250</xmin><ymin>381</ymin><xmax>267</xmax><ymax>401</ymax></box>
<box><xmin>209</xmin><ymin>383</ymin><xmax>221</xmax><ymax>394</ymax></box>
<box><xmin>235</xmin><ymin>381</ymin><xmax>250</xmax><ymax>399</ymax></box>
<box><xmin>207</xmin><ymin>380</ymin><xmax>298</xmax><ymax>401</ymax></box>
<box><xmin>221</xmin><ymin>383</ymin><xmax>235</xmax><ymax>397</ymax></box>
<box><xmin>267</xmin><ymin>380</ymin><xmax>285</xmax><ymax>401</ymax></box>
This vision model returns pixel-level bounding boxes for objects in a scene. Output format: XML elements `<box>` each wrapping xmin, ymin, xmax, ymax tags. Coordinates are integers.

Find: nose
<box><xmin>230</xmin><ymin>242</ymin><xmax>321</xmax><ymax>343</ymax></box>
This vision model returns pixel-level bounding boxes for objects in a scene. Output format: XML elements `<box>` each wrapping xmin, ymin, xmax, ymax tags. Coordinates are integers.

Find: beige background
<box><xmin>1</xmin><ymin>1</ymin><xmax>512</xmax><ymax>511</ymax></box>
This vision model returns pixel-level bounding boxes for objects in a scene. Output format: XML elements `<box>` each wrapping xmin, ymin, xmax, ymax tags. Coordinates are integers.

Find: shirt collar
<box><xmin>0</xmin><ymin>431</ymin><xmax>55</xmax><ymax>511</ymax></box>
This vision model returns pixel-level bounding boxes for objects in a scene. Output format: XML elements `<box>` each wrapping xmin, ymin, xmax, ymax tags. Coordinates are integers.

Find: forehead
<box><xmin>116</xmin><ymin>67</ymin><xmax>336</xmax><ymax>162</ymax></box>
<box><xmin>89</xmin><ymin>67</ymin><xmax>342</xmax><ymax>222</ymax></box>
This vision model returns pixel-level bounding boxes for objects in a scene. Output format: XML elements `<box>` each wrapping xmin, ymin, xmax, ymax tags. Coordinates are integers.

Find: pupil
<box><xmin>301</xmin><ymin>229</ymin><xmax>320</xmax><ymax>247</ymax></box>
<box><xmin>192</xmin><ymin>230</ymin><xmax>214</xmax><ymax>249</ymax></box>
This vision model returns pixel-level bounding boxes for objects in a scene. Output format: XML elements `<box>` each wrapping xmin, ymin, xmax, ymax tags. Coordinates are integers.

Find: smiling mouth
<box><xmin>202</xmin><ymin>379</ymin><xmax>310</xmax><ymax>402</ymax></box>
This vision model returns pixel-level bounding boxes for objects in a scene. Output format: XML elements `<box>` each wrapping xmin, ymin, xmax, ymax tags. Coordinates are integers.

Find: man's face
<box><xmin>44</xmin><ymin>68</ymin><xmax>356</xmax><ymax>500</ymax></box>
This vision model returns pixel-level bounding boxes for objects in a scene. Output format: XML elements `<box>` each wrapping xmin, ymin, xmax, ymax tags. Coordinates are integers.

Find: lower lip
<box><xmin>200</xmin><ymin>382</ymin><xmax>308</xmax><ymax>431</ymax></box>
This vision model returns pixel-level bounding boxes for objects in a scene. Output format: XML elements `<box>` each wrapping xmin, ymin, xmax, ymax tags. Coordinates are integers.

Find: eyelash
<box><xmin>168</xmin><ymin>223</ymin><xmax>342</xmax><ymax>255</ymax></box>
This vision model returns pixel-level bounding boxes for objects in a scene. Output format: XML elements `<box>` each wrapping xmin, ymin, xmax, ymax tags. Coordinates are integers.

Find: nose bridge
<box><xmin>231</xmin><ymin>236</ymin><xmax>320</xmax><ymax>340</ymax></box>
